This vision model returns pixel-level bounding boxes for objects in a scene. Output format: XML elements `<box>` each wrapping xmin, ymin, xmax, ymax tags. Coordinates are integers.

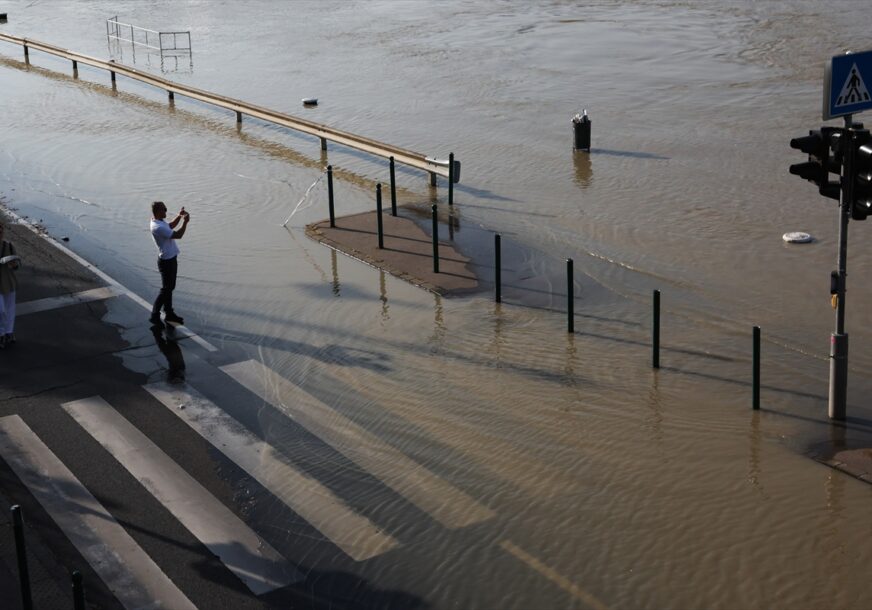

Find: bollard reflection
<box><xmin>331</xmin><ymin>248</ymin><xmax>341</xmax><ymax>296</ymax></box>
<box><xmin>646</xmin><ymin>372</ymin><xmax>663</xmax><ymax>441</ymax></box>
<box><xmin>430</xmin><ymin>293</ymin><xmax>445</xmax><ymax>346</ymax></box>
<box><xmin>572</xmin><ymin>150</ymin><xmax>593</xmax><ymax>188</ymax></box>
<box><xmin>748</xmin><ymin>411</ymin><xmax>761</xmax><ymax>491</ymax></box>
<box><xmin>491</xmin><ymin>302</ymin><xmax>504</xmax><ymax>364</ymax></box>
<box><xmin>151</xmin><ymin>325</ymin><xmax>186</xmax><ymax>384</ymax></box>
<box><xmin>379</xmin><ymin>270</ymin><xmax>390</xmax><ymax>323</ymax></box>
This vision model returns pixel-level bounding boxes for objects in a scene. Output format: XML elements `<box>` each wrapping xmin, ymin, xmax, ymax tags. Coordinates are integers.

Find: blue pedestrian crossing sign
<box><xmin>824</xmin><ymin>50</ymin><xmax>872</xmax><ymax>120</ymax></box>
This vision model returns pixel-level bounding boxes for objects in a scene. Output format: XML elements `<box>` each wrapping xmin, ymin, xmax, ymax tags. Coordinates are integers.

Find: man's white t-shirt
<box><xmin>150</xmin><ymin>219</ymin><xmax>180</xmax><ymax>260</ymax></box>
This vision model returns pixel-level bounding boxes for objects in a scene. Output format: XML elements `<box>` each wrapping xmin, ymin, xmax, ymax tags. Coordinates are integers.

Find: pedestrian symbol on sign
<box><xmin>835</xmin><ymin>63</ymin><xmax>871</xmax><ymax>107</ymax></box>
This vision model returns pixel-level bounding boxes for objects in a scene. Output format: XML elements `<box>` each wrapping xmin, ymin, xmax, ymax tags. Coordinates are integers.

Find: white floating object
<box><xmin>783</xmin><ymin>231</ymin><xmax>813</xmax><ymax>243</ymax></box>
<box><xmin>302</xmin><ymin>97</ymin><xmax>318</xmax><ymax>106</ymax></box>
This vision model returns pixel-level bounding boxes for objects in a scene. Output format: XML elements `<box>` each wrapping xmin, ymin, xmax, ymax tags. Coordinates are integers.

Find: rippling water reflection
<box><xmin>4</xmin><ymin>1</ymin><xmax>872</xmax><ymax>608</ymax></box>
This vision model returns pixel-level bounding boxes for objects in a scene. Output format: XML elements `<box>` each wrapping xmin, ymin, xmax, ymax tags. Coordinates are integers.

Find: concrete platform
<box><xmin>306</xmin><ymin>210</ymin><xmax>479</xmax><ymax>296</ymax></box>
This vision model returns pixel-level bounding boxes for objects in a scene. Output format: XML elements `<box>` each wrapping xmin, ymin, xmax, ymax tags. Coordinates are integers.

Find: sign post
<box><xmin>820</xmin><ymin>50</ymin><xmax>872</xmax><ymax>419</ymax></box>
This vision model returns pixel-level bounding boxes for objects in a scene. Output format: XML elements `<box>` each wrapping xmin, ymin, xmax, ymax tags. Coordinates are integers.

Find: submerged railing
<box><xmin>106</xmin><ymin>16</ymin><xmax>192</xmax><ymax>56</ymax></box>
<box><xmin>0</xmin><ymin>33</ymin><xmax>459</xmax><ymax>185</ymax></box>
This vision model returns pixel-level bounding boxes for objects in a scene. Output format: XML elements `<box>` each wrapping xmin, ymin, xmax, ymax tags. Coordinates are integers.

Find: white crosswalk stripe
<box><xmin>144</xmin><ymin>381</ymin><xmax>400</xmax><ymax>561</ymax></box>
<box><xmin>62</xmin><ymin>396</ymin><xmax>301</xmax><ymax>595</ymax></box>
<box><xmin>221</xmin><ymin>359</ymin><xmax>496</xmax><ymax>529</ymax></box>
<box><xmin>16</xmin><ymin>286</ymin><xmax>124</xmax><ymax>316</ymax></box>
<box><xmin>0</xmin><ymin>415</ymin><xmax>198</xmax><ymax>610</ymax></box>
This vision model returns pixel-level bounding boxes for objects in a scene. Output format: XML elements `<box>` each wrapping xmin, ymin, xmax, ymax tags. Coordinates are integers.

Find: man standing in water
<box><xmin>150</xmin><ymin>201</ymin><xmax>190</xmax><ymax>328</ymax></box>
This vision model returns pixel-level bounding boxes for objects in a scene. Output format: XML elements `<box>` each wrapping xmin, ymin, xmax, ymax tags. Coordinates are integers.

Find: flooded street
<box><xmin>3</xmin><ymin>1</ymin><xmax>872</xmax><ymax>608</ymax></box>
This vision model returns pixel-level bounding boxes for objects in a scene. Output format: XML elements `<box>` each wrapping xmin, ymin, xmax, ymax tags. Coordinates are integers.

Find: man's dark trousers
<box><xmin>152</xmin><ymin>255</ymin><xmax>177</xmax><ymax>317</ymax></box>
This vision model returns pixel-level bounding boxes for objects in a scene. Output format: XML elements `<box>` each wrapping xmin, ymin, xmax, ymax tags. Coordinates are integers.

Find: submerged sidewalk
<box><xmin>307</xmin><ymin>209</ymin><xmax>479</xmax><ymax>296</ymax></box>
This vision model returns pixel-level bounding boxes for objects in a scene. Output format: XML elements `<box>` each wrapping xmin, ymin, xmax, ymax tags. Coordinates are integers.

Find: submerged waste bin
<box><xmin>572</xmin><ymin>109</ymin><xmax>591</xmax><ymax>151</ymax></box>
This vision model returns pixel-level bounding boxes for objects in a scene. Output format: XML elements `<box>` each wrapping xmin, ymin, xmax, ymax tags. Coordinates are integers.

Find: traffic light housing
<box><xmin>790</xmin><ymin>127</ymin><xmax>841</xmax><ymax>200</ymax></box>
<box><xmin>852</xmin><ymin>129</ymin><xmax>872</xmax><ymax>220</ymax></box>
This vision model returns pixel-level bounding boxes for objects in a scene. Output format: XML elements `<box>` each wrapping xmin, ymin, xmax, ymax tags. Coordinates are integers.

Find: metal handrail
<box><xmin>0</xmin><ymin>33</ymin><xmax>455</xmax><ymax>180</ymax></box>
<box><xmin>106</xmin><ymin>18</ymin><xmax>162</xmax><ymax>52</ymax></box>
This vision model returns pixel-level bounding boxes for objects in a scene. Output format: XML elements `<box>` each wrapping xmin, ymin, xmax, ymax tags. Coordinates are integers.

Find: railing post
<box><xmin>327</xmin><ymin>165</ymin><xmax>335</xmax><ymax>228</ymax></box>
<box><xmin>495</xmin><ymin>233</ymin><xmax>502</xmax><ymax>303</ymax></box>
<box><xmin>168</xmin><ymin>90</ymin><xmax>174</xmax><ymax>102</ymax></box>
<box><xmin>72</xmin><ymin>571</ymin><xmax>85</xmax><ymax>610</ymax></box>
<box><xmin>567</xmin><ymin>258</ymin><xmax>574</xmax><ymax>333</ymax></box>
<box><xmin>236</xmin><ymin>111</ymin><xmax>242</xmax><ymax>123</ymax></box>
<box><xmin>448</xmin><ymin>152</ymin><xmax>455</xmax><ymax>206</ymax></box>
<box><xmin>432</xmin><ymin>205</ymin><xmax>439</xmax><ymax>273</ymax></box>
<box><xmin>320</xmin><ymin>137</ymin><xmax>327</xmax><ymax>151</ymax></box>
<box><xmin>376</xmin><ymin>183</ymin><xmax>384</xmax><ymax>249</ymax></box>
<box><xmin>23</xmin><ymin>44</ymin><xmax>29</xmax><ymax>60</ymax></box>
<box><xmin>389</xmin><ymin>156</ymin><xmax>397</xmax><ymax>216</ymax></box>
<box><xmin>72</xmin><ymin>60</ymin><xmax>77</xmax><ymax>74</ymax></box>
<box><xmin>653</xmin><ymin>289</ymin><xmax>661</xmax><ymax>369</ymax></box>
<box><xmin>753</xmin><ymin>326</ymin><xmax>761</xmax><ymax>410</ymax></box>
<box><xmin>12</xmin><ymin>505</ymin><xmax>33</xmax><ymax>610</ymax></box>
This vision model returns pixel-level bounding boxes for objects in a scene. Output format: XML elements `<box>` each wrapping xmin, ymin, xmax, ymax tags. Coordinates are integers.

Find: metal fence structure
<box><xmin>106</xmin><ymin>16</ymin><xmax>192</xmax><ymax>71</ymax></box>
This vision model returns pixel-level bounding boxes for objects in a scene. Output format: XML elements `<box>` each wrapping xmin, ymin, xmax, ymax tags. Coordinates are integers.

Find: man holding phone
<box><xmin>150</xmin><ymin>201</ymin><xmax>190</xmax><ymax>328</ymax></box>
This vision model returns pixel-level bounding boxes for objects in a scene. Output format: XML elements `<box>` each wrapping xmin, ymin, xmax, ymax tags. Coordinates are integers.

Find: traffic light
<box><xmin>852</xmin><ymin>129</ymin><xmax>872</xmax><ymax>220</ymax></box>
<box><xmin>790</xmin><ymin>127</ymin><xmax>841</xmax><ymax>200</ymax></box>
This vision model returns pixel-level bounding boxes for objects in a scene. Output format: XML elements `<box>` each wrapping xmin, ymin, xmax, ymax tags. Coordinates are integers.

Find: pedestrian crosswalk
<box><xmin>221</xmin><ymin>359</ymin><xmax>496</xmax><ymax>529</ymax></box>
<box><xmin>0</xmin><ymin>359</ymin><xmax>501</xmax><ymax>607</ymax></box>
<box><xmin>143</xmin><ymin>381</ymin><xmax>399</xmax><ymax>561</ymax></box>
<box><xmin>0</xmin><ymin>415</ymin><xmax>198</xmax><ymax>610</ymax></box>
<box><xmin>62</xmin><ymin>396</ymin><xmax>301</xmax><ymax>596</ymax></box>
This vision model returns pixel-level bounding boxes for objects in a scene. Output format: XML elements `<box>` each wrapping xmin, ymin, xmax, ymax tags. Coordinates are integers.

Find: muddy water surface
<box><xmin>3</xmin><ymin>1</ymin><xmax>872</xmax><ymax>608</ymax></box>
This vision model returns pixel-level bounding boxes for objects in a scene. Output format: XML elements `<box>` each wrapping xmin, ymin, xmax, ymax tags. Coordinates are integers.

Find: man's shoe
<box><xmin>149</xmin><ymin>314</ymin><xmax>164</xmax><ymax>328</ymax></box>
<box><xmin>164</xmin><ymin>312</ymin><xmax>185</xmax><ymax>326</ymax></box>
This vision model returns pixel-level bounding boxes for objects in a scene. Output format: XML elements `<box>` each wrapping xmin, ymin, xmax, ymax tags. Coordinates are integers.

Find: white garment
<box><xmin>0</xmin><ymin>291</ymin><xmax>15</xmax><ymax>334</ymax></box>
<box><xmin>150</xmin><ymin>219</ymin><xmax>180</xmax><ymax>260</ymax></box>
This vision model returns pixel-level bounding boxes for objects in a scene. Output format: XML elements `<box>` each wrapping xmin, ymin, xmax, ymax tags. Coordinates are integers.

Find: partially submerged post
<box><xmin>327</xmin><ymin>165</ymin><xmax>335</xmax><ymax>228</ymax></box>
<box><xmin>432</xmin><ymin>205</ymin><xmax>439</xmax><ymax>273</ymax></box>
<box><xmin>389</xmin><ymin>156</ymin><xmax>397</xmax><ymax>216</ymax></box>
<box><xmin>376</xmin><ymin>183</ymin><xmax>384</xmax><ymax>249</ymax></box>
<box><xmin>567</xmin><ymin>259</ymin><xmax>574</xmax><ymax>332</ymax></box>
<box><xmin>753</xmin><ymin>326</ymin><xmax>761</xmax><ymax>410</ymax></box>
<box><xmin>495</xmin><ymin>234</ymin><xmax>501</xmax><ymax>303</ymax></box>
<box><xmin>652</xmin><ymin>289</ymin><xmax>661</xmax><ymax>368</ymax></box>
<box><xmin>573</xmin><ymin>109</ymin><xmax>591</xmax><ymax>151</ymax></box>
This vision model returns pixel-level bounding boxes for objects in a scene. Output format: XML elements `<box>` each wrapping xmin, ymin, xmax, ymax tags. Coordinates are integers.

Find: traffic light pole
<box><xmin>829</xmin><ymin>115</ymin><xmax>854</xmax><ymax>421</ymax></box>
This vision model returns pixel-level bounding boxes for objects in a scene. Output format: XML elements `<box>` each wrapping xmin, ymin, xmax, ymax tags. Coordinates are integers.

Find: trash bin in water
<box><xmin>572</xmin><ymin>110</ymin><xmax>591</xmax><ymax>151</ymax></box>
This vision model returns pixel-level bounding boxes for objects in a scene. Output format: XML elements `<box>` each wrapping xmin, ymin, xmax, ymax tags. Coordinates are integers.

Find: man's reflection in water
<box><xmin>151</xmin><ymin>325</ymin><xmax>186</xmax><ymax>384</ymax></box>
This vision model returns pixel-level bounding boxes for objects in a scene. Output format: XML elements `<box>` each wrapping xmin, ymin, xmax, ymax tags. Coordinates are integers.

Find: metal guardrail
<box><xmin>0</xmin><ymin>33</ymin><xmax>458</xmax><ymax>183</ymax></box>
<box><xmin>106</xmin><ymin>16</ymin><xmax>192</xmax><ymax>55</ymax></box>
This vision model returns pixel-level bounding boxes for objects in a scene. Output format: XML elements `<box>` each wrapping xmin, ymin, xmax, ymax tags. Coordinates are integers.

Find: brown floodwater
<box><xmin>3</xmin><ymin>1</ymin><xmax>872</xmax><ymax>608</ymax></box>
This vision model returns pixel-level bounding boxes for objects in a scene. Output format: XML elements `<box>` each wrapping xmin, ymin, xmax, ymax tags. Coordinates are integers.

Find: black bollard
<box><xmin>432</xmin><ymin>205</ymin><xmax>439</xmax><ymax>273</ymax></box>
<box><xmin>389</xmin><ymin>156</ymin><xmax>397</xmax><ymax>216</ymax></box>
<box><xmin>495</xmin><ymin>234</ymin><xmax>501</xmax><ymax>303</ymax></box>
<box><xmin>168</xmin><ymin>90</ymin><xmax>174</xmax><ymax>102</ymax></box>
<box><xmin>653</xmin><ymin>290</ymin><xmax>661</xmax><ymax>369</ymax></box>
<box><xmin>72</xmin><ymin>571</ymin><xmax>85</xmax><ymax>610</ymax></box>
<box><xmin>753</xmin><ymin>326</ymin><xmax>761</xmax><ymax>410</ymax></box>
<box><xmin>23</xmin><ymin>44</ymin><xmax>28</xmax><ymax>59</ymax></box>
<box><xmin>567</xmin><ymin>258</ymin><xmax>574</xmax><ymax>333</ymax></box>
<box><xmin>236</xmin><ymin>111</ymin><xmax>242</xmax><ymax>123</ymax></box>
<box><xmin>376</xmin><ymin>183</ymin><xmax>384</xmax><ymax>249</ymax></box>
<box><xmin>448</xmin><ymin>152</ymin><xmax>455</xmax><ymax>206</ymax></box>
<box><xmin>573</xmin><ymin>110</ymin><xmax>591</xmax><ymax>151</ymax></box>
<box><xmin>12</xmin><ymin>505</ymin><xmax>33</xmax><ymax>610</ymax></box>
<box><xmin>327</xmin><ymin>165</ymin><xmax>335</xmax><ymax>227</ymax></box>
